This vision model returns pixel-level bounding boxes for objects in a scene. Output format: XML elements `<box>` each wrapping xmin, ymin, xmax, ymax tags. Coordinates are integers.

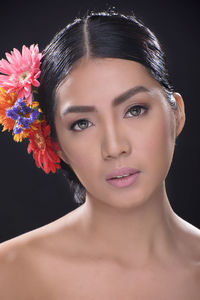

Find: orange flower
<box><xmin>0</xmin><ymin>87</ymin><xmax>17</xmax><ymax>131</ymax></box>
<box><xmin>0</xmin><ymin>45</ymin><xmax>60</xmax><ymax>174</ymax></box>
<box><xmin>14</xmin><ymin>130</ymin><xmax>30</xmax><ymax>142</ymax></box>
<box><xmin>27</xmin><ymin>120</ymin><xmax>61</xmax><ymax>173</ymax></box>
<box><xmin>0</xmin><ymin>88</ymin><xmax>36</xmax><ymax>142</ymax></box>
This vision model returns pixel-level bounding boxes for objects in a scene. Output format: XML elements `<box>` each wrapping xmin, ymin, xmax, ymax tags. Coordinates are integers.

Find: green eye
<box><xmin>70</xmin><ymin>105</ymin><xmax>148</xmax><ymax>132</ymax></box>
<box><xmin>70</xmin><ymin>119</ymin><xmax>92</xmax><ymax>131</ymax></box>
<box><xmin>126</xmin><ymin>105</ymin><xmax>148</xmax><ymax>117</ymax></box>
<box><xmin>77</xmin><ymin>120</ymin><xmax>89</xmax><ymax>129</ymax></box>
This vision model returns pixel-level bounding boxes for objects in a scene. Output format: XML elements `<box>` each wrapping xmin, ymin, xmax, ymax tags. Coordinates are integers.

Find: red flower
<box><xmin>27</xmin><ymin>120</ymin><xmax>61</xmax><ymax>174</ymax></box>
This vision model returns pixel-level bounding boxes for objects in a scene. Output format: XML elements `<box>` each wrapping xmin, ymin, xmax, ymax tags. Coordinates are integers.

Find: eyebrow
<box><xmin>61</xmin><ymin>85</ymin><xmax>150</xmax><ymax>116</ymax></box>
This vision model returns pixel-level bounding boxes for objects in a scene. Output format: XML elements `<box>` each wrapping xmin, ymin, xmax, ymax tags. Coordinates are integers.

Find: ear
<box><xmin>172</xmin><ymin>92</ymin><xmax>186</xmax><ymax>137</ymax></box>
<box><xmin>57</xmin><ymin>150</ymin><xmax>70</xmax><ymax>165</ymax></box>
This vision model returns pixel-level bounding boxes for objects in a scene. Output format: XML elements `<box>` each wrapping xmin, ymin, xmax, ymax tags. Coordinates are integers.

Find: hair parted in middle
<box><xmin>38</xmin><ymin>8</ymin><xmax>177</xmax><ymax>204</ymax></box>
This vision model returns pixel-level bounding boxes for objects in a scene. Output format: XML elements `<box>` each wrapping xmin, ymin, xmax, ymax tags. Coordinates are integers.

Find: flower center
<box><xmin>19</xmin><ymin>71</ymin><xmax>30</xmax><ymax>83</ymax></box>
<box><xmin>34</xmin><ymin>132</ymin><xmax>45</xmax><ymax>149</ymax></box>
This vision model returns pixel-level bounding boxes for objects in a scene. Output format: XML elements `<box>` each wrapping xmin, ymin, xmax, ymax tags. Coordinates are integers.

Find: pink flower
<box><xmin>0</xmin><ymin>44</ymin><xmax>42</xmax><ymax>104</ymax></box>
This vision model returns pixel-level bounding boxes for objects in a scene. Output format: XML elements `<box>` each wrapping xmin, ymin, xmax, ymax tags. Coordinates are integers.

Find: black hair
<box><xmin>38</xmin><ymin>9</ymin><xmax>177</xmax><ymax>205</ymax></box>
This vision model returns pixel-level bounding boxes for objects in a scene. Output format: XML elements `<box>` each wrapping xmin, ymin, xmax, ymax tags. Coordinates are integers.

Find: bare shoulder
<box><xmin>0</xmin><ymin>209</ymin><xmax>81</xmax><ymax>299</ymax></box>
<box><xmin>176</xmin><ymin>216</ymin><xmax>200</xmax><ymax>256</ymax></box>
<box><xmin>183</xmin><ymin>220</ymin><xmax>200</xmax><ymax>289</ymax></box>
<box><xmin>175</xmin><ymin>215</ymin><xmax>200</xmax><ymax>282</ymax></box>
<box><xmin>0</xmin><ymin>229</ymin><xmax>42</xmax><ymax>299</ymax></box>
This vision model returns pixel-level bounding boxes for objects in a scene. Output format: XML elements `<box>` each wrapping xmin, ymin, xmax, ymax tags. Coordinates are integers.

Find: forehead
<box><xmin>56</xmin><ymin>58</ymin><xmax>161</xmax><ymax>107</ymax></box>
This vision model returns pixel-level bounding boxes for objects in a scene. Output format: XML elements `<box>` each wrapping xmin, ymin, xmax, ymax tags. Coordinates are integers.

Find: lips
<box><xmin>106</xmin><ymin>167</ymin><xmax>140</xmax><ymax>180</ymax></box>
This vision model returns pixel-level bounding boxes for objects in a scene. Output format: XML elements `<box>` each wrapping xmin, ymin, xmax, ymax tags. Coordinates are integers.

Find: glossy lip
<box><xmin>106</xmin><ymin>172</ymin><xmax>140</xmax><ymax>188</ymax></box>
<box><xmin>105</xmin><ymin>167</ymin><xmax>140</xmax><ymax>180</ymax></box>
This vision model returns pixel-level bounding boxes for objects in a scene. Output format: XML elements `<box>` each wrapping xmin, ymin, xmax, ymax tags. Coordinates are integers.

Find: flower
<box><xmin>0</xmin><ymin>44</ymin><xmax>61</xmax><ymax>173</ymax></box>
<box><xmin>0</xmin><ymin>87</ymin><xmax>17</xmax><ymax>132</ymax></box>
<box><xmin>0</xmin><ymin>45</ymin><xmax>42</xmax><ymax>104</ymax></box>
<box><xmin>13</xmin><ymin>129</ymin><xmax>30</xmax><ymax>142</ymax></box>
<box><xmin>0</xmin><ymin>88</ymin><xmax>31</xmax><ymax>141</ymax></box>
<box><xmin>6</xmin><ymin>98</ymin><xmax>40</xmax><ymax>134</ymax></box>
<box><xmin>27</xmin><ymin>120</ymin><xmax>61</xmax><ymax>174</ymax></box>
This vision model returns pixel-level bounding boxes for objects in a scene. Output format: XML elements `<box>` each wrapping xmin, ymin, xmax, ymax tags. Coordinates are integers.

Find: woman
<box><xmin>0</xmin><ymin>9</ymin><xmax>199</xmax><ymax>299</ymax></box>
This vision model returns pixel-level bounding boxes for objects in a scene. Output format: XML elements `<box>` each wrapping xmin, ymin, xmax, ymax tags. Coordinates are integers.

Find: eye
<box><xmin>70</xmin><ymin>119</ymin><xmax>92</xmax><ymax>132</ymax></box>
<box><xmin>125</xmin><ymin>105</ymin><xmax>148</xmax><ymax>118</ymax></box>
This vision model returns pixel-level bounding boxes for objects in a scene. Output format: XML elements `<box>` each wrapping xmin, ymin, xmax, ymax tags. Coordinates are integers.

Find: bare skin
<box><xmin>0</xmin><ymin>58</ymin><xmax>199</xmax><ymax>299</ymax></box>
<box><xmin>0</xmin><ymin>208</ymin><xmax>199</xmax><ymax>300</ymax></box>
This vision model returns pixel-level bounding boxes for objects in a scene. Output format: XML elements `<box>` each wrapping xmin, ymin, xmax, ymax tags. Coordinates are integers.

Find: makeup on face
<box><xmin>106</xmin><ymin>167</ymin><xmax>141</xmax><ymax>188</ymax></box>
<box><xmin>55</xmin><ymin>59</ymin><xmax>176</xmax><ymax>209</ymax></box>
<box><xmin>58</xmin><ymin>84</ymin><xmax>157</xmax><ymax>134</ymax></box>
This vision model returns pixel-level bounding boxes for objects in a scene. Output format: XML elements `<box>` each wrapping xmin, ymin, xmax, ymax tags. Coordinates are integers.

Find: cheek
<box><xmin>139</xmin><ymin>110</ymin><xmax>175</xmax><ymax>176</ymax></box>
<box><xmin>65</xmin><ymin>145</ymin><xmax>98</xmax><ymax>192</ymax></box>
<box><xmin>59</xmin><ymin>134</ymin><xmax>96</xmax><ymax>178</ymax></box>
<box><xmin>55</xmin><ymin>116</ymin><xmax>91</xmax><ymax>168</ymax></box>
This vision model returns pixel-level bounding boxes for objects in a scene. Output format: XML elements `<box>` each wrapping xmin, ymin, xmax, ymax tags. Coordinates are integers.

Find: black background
<box><xmin>0</xmin><ymin>0</ymin><xmax>199</xmax><ymax>242</ymax></box>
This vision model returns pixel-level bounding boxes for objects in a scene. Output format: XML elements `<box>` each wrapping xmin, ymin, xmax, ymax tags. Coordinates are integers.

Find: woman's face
<box><xmin>55</xmin><ymin>58</ymin><xmax>183</xmax><ymax>209</ymax></box>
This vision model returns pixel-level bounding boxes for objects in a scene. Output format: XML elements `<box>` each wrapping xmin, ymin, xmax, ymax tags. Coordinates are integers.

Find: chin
<box><xmin>91</xmin><ymin>187</ymin><xmax>149</xmax><ymax>211</ymax></box>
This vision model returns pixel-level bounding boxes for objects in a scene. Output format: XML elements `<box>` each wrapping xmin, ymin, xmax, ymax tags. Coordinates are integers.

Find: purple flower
<box><xmin>30</xmin><ymin>109</ymin><xmax>40</xmax><ymax>122</ymax></box>
<box><xmin>13</xmin><ymin>123</ymin><xmax>23</xmax><ymax>134</ymax></box>
<box><xmin>6</xmin><ymin>98</ymin><xmax>41</xmax><ymax>133</ymax></box>
<box><xmin>18</xmin><ymin>117</ymin><xmax>30</xmax><ymax>129</ymax></box>
<box><xmin>6</xmin><ymin>109</ymin><xmax>18</xmax><ymax>120</ymax></box>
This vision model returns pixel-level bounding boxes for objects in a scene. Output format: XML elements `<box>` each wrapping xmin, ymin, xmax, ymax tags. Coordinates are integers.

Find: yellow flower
<box><xmin>0</xmin><ymin>88</ymin><xmax>17</xmax><ymax>132</ymax></box>
<box><xmin>13</xmin><ymin>131</ymin><xmax>30</xmax><ymax>142</ymax></box>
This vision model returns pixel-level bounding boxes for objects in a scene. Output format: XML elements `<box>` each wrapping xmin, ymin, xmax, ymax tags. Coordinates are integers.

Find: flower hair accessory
<box><xmin>0</xmin><ymin>44</ymin><xmax>61</xmax><ymax>173</ymax></box>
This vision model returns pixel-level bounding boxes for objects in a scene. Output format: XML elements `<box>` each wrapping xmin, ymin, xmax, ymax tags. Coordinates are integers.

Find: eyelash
<box><xmin>69</xmin><ymin>104</ymin><xmax>148</xmax><ymax>132</ymax></box>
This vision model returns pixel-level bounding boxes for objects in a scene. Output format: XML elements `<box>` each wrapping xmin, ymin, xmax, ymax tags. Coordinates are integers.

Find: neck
<box><xmin>77</xmin><ymin>182</ymin><xmax>178</xmax><ymax>266</ymax></box>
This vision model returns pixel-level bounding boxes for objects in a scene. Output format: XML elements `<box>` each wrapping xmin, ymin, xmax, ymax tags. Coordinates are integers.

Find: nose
<box><xmin>101</xmin><ymin>121</ymin><xmax>131</xmax><ymax>160</ymax></box>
